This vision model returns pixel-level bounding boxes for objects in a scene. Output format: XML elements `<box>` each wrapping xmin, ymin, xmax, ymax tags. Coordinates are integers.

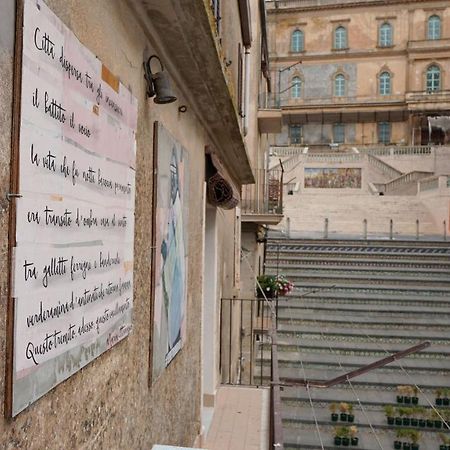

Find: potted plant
<box><xmin>340</xmin><ymin>402</ymin><xmax>349</xmax><ymax>422</ymax></box>
<box><xmin>347</xmin><ymin>403</ymin><xmax>355</xmax><ymax>423</ymax></box>
<box><xmin>330</xmin><ymin>403</ymin><xmax>339</xmax><ymax>422</ymax></box>
<box><xmin>384</xmin><ymin>404</ymin><xmax>395</xmax><ymax>425</ymax></box>
<box><xmin>273</xmin><ymin>274</ymin><xmax>294</xmax><ymax>297</ymax></box>
<box><xmin>397</xmin><ymin>385</ymin><xmax>405</xmax><ymax>404</ymax></box>
<box><xmin>334</xmin><ymin>426</ymin><xmax>349</xmax><ymax>446</ymax></box>
<box><xmin>349</xmin><ymin>425</ymin><xmax>358</xmax><ymax>446</ymax></box>
<box><xmin>410</xmin><ymin>430</ymin><xmax>421</xmax><ymax>450</ymax></box>
<box><xmin>432</xmin><ymin>409</ymin><xmax>443</xmax><ymax>429</ymax></box>
<box><xmin>398</xmin><ymin>407</ymin><xmax>411</xmax><ymax>426</ymax></box>
<box><xmin>411</xmin><ymin>386</ymin><xmax>419</xmax><ymax>405</ymax></box>
<box><xmin>439</xmin><ymin>432</ymin><xmax>450</xmax><ymax>450</ymax></box>
<box><xmin>436</xmin><ymin>389</ymin><xmax>443</xmax><ymax>406</ymax></box>
<box><xmin>256</xmin><ymin>274</ymin><xmax>277</xmax><ymax>298</ymax></box>
<box><xmin>256</xmin><ymin>274</ymin><xmax>294</xmax><ymax>299</ymax></box>
<box><xmin>443</xmin><ymin>388</ymin><xmax>450</xmax><ymax>406</ymax></box>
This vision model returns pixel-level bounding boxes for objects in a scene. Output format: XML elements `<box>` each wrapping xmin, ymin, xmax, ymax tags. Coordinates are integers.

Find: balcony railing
<box><xmin>220</xmin><ymin>296</ymin><xmax>284</xmax><ymax>448</ymax></box>
<box><xmin>266</xmin><ymin>0</ymin><xmax>376</xmax><ymax>9</ymax></box>
<box><xmin>242</xmin><ymin>169</ymin><xmax>284</xmax><ymax>217</ymax></box>
<box><xmin>259</xmin><ymin>92</ymin><xmax>405</xmax><ymax>109</ymax></box>
<box><xmin>406</xmin><ymin>90</ymin><xmax>450</xmax><ymax>103</ymax></box>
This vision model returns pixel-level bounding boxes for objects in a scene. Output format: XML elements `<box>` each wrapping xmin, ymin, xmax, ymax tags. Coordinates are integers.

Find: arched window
<box><xmin>334</xmin><ymin>26</ymin><xmax>347</xmax><ymax>50</ymax></box>
<box><xmin>426</xmin><ymin>65</ymin><xmax>441</xmax><ymax>92</ymax></box>
<box><xmin>427</xmin><ymin>15</ymin><xmax>441</xmax><ymax>40</ymax></box>
<box><xmin>379</xmin><ymin>72</ymin><xmax>391</xmax><ymax>95</ymax></box>
<box><xmin>291</xmin><ymin>30</ymin><xmax>304</xmax><ymax>52</ymax></box>
<box><xmin>379</xmin><ymin>22</ymin><xmax>393</xmax><ymax>47</ymax></box>
<box><xmin>292</xmin><ymin>76</ymin><xmax>302</xmax><ymax>98</ymax></box>
<box><xmin>334</xmin><ymin>74</ymin><xmax>346</xmax><ymax>97</ymax></box>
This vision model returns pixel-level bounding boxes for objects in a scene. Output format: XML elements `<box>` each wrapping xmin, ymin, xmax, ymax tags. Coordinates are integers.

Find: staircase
<box><xmin>262</xmin><ymin>238</ymin><xmax>450</xmax><ymax>450</ymax></box>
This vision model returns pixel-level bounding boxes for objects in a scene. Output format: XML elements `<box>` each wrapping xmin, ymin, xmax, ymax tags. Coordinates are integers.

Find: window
<box><xmin>427</xmin><ymin>15</ymin><xmax>441</xmax><ymax>40</ymax></box>
<box><xmin>334</xmin><ymin>74</ymin><xmax>346</xmax><ymax>97</ymax></box>
<box><xmin>379</xmin><ymin>72</ymin><xmax>391</xmax><ymax>95</ymax></box>
<box><xmin>333</xmin><ymin>123</ymin><xmax>345</xmax><ymax>143</ymax></box>
<box><xmin>334</xmin><ymin>26</ymin><xmax>347</xmax><ymax>50</ymax></box>
<box><xmin>291</xmin><ymin>30</ymin><xmax>304</xmax><ymax>52</ymax></box>
<box><xmin>289</xmin><ymin>125</ymin><xmax>303</xmax><ymax>144</ymax></box>
<box><xmin>379</xmin><ymin>22</ymin><xmax>393</xmax><ymax>47</ymax></box>
<box><xmin>426</xmin><ymin>65</ymin><xmax>441</xmax><ymax>92</ymax></box>
<box><xmin>292</xmin><ymin>76</ymin><xmax>302</xmax><ymax>98</ymax></box>
<box><xmin>378</xmin><ymin>122</ymin><xmax>391</xmax><ymax>144</ymax></box>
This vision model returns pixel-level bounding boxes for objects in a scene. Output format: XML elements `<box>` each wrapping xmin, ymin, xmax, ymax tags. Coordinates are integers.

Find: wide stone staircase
<box><xmin>262</xmin><ymin>238</ymin><xmax>450</xmax><ymax>450</ymax></box>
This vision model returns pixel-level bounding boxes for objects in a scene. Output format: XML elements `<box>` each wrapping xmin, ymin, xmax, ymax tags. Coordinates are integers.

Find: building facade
<box><xmin>266</xmin><ymin>0</ymin><xmax>450</xmax><ymax>147</ymax></box>
<box><xmin>0</xmin><ymin>0</ymin><xmax>277</xmax><ymax>448</ymax></box>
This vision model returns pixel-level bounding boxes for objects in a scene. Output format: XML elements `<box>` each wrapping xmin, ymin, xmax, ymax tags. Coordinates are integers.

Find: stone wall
<box><xmin>0</xmin><ymin>1</ymin><xmax>243</xmax><ymax>448</ymax></box>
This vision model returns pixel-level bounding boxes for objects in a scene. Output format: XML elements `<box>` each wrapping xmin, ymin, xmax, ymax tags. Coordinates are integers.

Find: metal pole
<box><xmin>363</xmin><ymin>218</ymin><xmax>367</xmax><ymax>240</ymax></box>
<box><xmin>416</xmin><ymin>219</ymin><xmax>419</xmax><ymax>241</ymax></box>
<box><xmin>324</xmin><ymin>218</ymin><xmax>329</xmax><ymax>239</ymax></box>
<box><xmin>389</xmin><ymin>219</ymin><xmax>393</xmax><ymax>240</ymax></box>
<box><xmin>444</xmin><ymin>220</ymin><xmax>447</xmax><ymax>241</ymax></box>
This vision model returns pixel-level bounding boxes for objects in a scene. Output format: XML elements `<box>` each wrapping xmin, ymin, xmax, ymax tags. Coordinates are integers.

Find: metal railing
<box><xmin>266</xmin><ymin>0</ymin><xmax>377</xmax><ymax>9</ymax></box>
<box><xmin>242</xmin><ymin>169</ymin><xmax>284</xmax><ymax>216</ymax></box>
<box><xmin>357</xmin><ymin>145</ymin><xmax>432</xmax><ymax>156</ymax></box>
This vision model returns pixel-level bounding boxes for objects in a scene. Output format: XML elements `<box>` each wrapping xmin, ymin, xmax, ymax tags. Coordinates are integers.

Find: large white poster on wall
<box><xmin>12</xmin><ymin>0</ymin><xmax>137</xmax><ymax>416</ymax></box>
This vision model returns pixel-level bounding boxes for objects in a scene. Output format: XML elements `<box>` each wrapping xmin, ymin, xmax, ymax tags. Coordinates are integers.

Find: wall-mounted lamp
<box><xmin>143</xmin><ymin>55</ymin><xmax>177</xmax><ymax>104</ymax></box>
<box><xmin>178</xmin><ymin>105</ymin><xmax>187</xmax><ymax>113</ymax></box>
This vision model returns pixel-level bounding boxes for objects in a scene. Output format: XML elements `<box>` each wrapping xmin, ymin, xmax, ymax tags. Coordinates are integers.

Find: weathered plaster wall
<box><xmin>0</xmin><ymin>0</ymin><xmax>15</xmax><ymax>444</ymax></box>
<box><xmin>0</xmin><ymin>1</ymin><xmax>242</xmax><ymax>448</ymax></box>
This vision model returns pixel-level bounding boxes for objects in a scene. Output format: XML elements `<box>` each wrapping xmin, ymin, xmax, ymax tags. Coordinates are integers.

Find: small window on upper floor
<box><xmin>379</xmin><ymin>72</ymin><xmax>391</xmax><ymax>95</ymax></box>
<box><xmin>378</xmin><ymin>122</ymin><xmax>391</xmax><ymax>144</ymax></box>
<box><xmin>334</xmin><ymin>74</ymin><xmax>346</xmax><ymax>97</ymax></box>
<box><xmin>291</xmin><ymin>30</ymin><xmax>304</xmax><ymax>52</ymax></box>
<box><xmin>292</xmin><ymin>76</ymin><xmax>302</xmax><ymax>98</ymax></box>
<box><xmin>427</xmin><ymin>15</ymin><xmax>441</xmax><ymax>40</ymax></box>
<box><xmin>334</xmin><ymin>26</ymin><xmax>347</xmax><ymax>50</ymax></box>
<box><xmin>379</xmin><ymin>22</ymin><xmax>393</xmax><ymax>47</ymax></box>
<box><xmin>289</xmin><ymin>125</ymin><xmax>303</xmax><ymax>144</ymax></box>
<box><xmin>426</xmin><ymin>65</ymin><xmax>441</xmax><ymax>92</ymax></box>
<box><xmin>333</xmin><ymin>123</ymin><xmax>345</xmax><ymax>143</ymax></box>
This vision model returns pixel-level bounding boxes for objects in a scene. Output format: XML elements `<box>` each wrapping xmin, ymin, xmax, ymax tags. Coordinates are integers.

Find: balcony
<box><xmin>242</xmin><ymin>169</ymin><xmax>284</xmax><ymax>224</ymax></box>
<box><xmin>406</xmin><ymin>90</ymin><xmax>450</xmax><ymax>112</ymax></box>
<box><xmin>408</xmin><ymin>38</ymin><xmax>450</xmax><ymax>53</ymax></box>
<box><xmin>266</xmin><ymin>0</ymin><xmax>377</xmax><ymax>10</ymax></box>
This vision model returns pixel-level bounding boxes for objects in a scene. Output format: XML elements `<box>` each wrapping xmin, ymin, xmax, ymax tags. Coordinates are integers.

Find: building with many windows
<box><xmin>265</xmin><ymin>0</ymin><xmax>450</xmax><ymax>147</ymax></box>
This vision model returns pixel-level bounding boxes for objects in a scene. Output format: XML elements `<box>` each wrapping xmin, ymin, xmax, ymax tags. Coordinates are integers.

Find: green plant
<box><xmin>396</xmin><ymin>429</ymin><xmax>421</xmax><ymax>444</ymax></box>
<box><xmin>334</xmin><ymin>426</ymin><xmax>349</xmax><ymax>438</ymax></box>
<box><xmin>349</xmin><ymin>426</ymin><xmax>358</xmax><ymax>438</ymax></box>
<box><xmin>384</xmin><ymin>405</ymin><xmax>395</xmax><ymax>417</ymax></box>
<box><xmin>439</xmin><ymin>433</ymin><xmax>450</xmax><ymax>445</ymax></box>
<box><xmin>256</xmin><ymin>274</ymin><xmax>294</xmax><ymax>297</ymax></box>
<box><xmin>436</xmin><ymin>388</ymin><xmax>443</xmax><ymax>398</ymax></box>
<box><xmin>339</xmin><ymin>402</ymin><xmax>349</xmax><ymax>413</ymax></box>
<box><xmin>347</xmin><ymin>403</ymin><xmax>354</xmax><ymax>414</ymax></box>
<box><xmin>329</xmin><ymin>403</ymin><xmax>338</xmax><ymax>414</ymax></box>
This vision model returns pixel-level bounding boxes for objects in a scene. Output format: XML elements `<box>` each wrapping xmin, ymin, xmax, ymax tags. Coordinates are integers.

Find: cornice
<box><xmin>267</xmin><ymin>0</ymin><xmax>449</xmax><ymax>15</ymax></box>
<box><xmin>271</xmin><ymin>48</ymin><xmax>408</xmax><ymax>64</ymax></box>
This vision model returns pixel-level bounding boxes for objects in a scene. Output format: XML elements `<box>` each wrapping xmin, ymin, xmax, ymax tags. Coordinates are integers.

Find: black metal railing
<box><xmin>220</xmin><ymin>296</ymin><xmax>284</xmax><ymax>448</ymax></box>
<box><xmin>241</xmin><ymin>169</ymin><xmax>284</xmax><ymax>216</ymax></box>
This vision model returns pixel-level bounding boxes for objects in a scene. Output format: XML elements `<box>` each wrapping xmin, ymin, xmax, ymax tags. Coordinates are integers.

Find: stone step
<box><xmin>282</xmin><ymin>422</ymin><xmax>443</xmax><ymax>450</ymax></box>
<box><xmin>277</xmin><ymin>312</ymin><xmax>450</xmax><ymax>329</ymax></box>
<box><xmin>292</xmin><ymin>282</ymin><xmax>450</xmax><ymax>297</ymax></box>
<box><xmin>280</xmin><ymin>385</ymin><xmax>434</xmax><ymax>405</ymax></box>
<box><xmin>277</xmin><ymin>303</ymin><xmax>450</xmax><ymax>316</ymax></box>
<box><xmin>268</xmin><ymin>338</ymin><xmax>450</xmax><ymax>358</ymax></box>
<box><xmin>272</xmin><ymin>272</ymin><xmax>450</xmax><ymax>287</ymax></box>
<box><xmin>264</xmin><ymin>258</ymin><xmax>450</xmax><ymax>275</ymax></box>
<box><xmin>277</xmin><ymin>295</ymin><xmax>450</xmax><ymax>308</ymax></box>
<box><xmin>258</xmin><ymin>351</ymin><xmax>450</xmax><ymax>373</ymax></box>
<box><xmin>277</xmin><ymin>324</ymin><xmax>450</xmax><ymax>344</ymax></box>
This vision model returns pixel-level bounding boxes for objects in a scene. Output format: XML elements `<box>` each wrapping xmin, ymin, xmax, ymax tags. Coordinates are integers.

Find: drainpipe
<box><xmin>243</xmin><ymin>46</ymin><xmax>250</xmax><ymax>136</ymax></box>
